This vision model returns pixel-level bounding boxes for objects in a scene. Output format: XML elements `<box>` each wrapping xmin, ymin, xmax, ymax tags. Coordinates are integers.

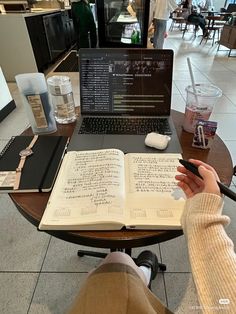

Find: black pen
<box><xmin>179</xmin><ymin>159</ymin><xmax>236</xmax><ymax>202</ymax></box>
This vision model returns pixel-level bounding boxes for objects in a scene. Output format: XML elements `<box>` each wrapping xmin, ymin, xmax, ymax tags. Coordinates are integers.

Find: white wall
<box><xmin>0</xmin><ymin>67</ymin><xmax>12</xmax><ymax>110</ymax></box>
<box><xmin>0</xmin><ymin>14</ymin><xmax>38</xmax><ymax>81</ymax></box>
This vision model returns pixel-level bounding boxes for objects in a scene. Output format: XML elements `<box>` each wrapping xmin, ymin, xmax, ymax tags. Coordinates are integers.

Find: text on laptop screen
<box><xmin>79</xmin><ymin>49</ymin><xmax>173</xmax><ymax>116</ymax></box>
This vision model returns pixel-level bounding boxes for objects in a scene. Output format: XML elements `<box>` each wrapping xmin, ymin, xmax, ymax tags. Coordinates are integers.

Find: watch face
<box><xmin>19</xmin><ymin>148</ymin><xmax>33</xmax><ymax>157</ymax></box>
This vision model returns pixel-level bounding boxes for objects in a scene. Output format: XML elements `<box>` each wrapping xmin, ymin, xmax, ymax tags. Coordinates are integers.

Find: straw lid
<box><xmin>186</xmin><ymin>84</ymin><xmax>222</xmax><ymax>98</ymax></box>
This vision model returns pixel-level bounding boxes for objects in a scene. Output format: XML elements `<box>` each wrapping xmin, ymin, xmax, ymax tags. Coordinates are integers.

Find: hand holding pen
<box><xmin>176</xmin><ymin>159</ymin><xmax>236</xmax><ymax>202</ymax></box>
<box><xmin>175</xmin><ymin>159</ymin><xmax>221</xmax><ymax>199</ymax></box>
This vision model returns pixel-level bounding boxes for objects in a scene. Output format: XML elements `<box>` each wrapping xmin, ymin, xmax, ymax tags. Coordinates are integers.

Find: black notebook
<box><xmin>0</xmin><ymin>136</ymin><xmax>69</xmax><ymax>193</ymax></box>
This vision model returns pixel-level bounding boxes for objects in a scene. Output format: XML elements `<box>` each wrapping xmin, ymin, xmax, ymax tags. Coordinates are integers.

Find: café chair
<box><xmin>169</xmin><ymin>16</ymin><xmax>186</xmax><ymax>31</ymax></box>
<box><xmin>182</xmin><ymin>21</ymin><xmax>199</xmax><ymax>39</ymax></box>
<box><xmin>200</xmin><ymin>16</ymin><xmax>224</xmax><ymax>46</ymax></box>
<box><xmin>169</xmin><ymin>8</ymin><xmax>189</xmax><ymax>32</ymax></box>
<box><xmin>221</xmin><ymin>3</ymin><xmax>236</xmax><ymax>14</ymax></box>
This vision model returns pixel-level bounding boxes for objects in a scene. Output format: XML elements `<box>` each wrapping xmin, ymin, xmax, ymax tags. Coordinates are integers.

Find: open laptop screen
<box><xmin>79</xmin><ymin>48</ymin><xmax>173</xmax><ymax>116</ymax></box>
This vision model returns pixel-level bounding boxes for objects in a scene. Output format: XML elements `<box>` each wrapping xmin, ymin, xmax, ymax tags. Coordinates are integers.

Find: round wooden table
<box><xmin>10</xmin><ymin>110</ymin><xmax>233</xmax><ymax>251</ymax></box>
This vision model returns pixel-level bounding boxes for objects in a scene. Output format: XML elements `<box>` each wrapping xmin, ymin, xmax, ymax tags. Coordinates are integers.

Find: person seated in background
<box><xmin>67</xmin><ymin>160</ymin><xmax>236</xmax><ymax>313</ymax></box>
<box><xmin>179</xmin><ymin>0</ymin><xmax>208</xmax><ymax>37</ymax></box>
<box><xmin>71</xmin><ymin>0</ymin><xmax>97</xmax><ymax>53</ymax></box>
<box><xmin>187</xmin><ymin>5</ymin><xmax>208</xmax><ymax>36</ymax></box>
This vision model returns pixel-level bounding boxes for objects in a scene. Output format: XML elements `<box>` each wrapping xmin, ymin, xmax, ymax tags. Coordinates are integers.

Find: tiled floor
<box><xmin>1</xmin><ymin>26</ymin><xmax>236</xmax><ymax>314</ymax></box>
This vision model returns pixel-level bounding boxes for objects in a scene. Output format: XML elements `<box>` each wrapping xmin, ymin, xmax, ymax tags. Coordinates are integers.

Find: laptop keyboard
<box><xmin>79</xmin><ymin>117</ymin><xmax>172</xmax><ymax>135</ymax></box>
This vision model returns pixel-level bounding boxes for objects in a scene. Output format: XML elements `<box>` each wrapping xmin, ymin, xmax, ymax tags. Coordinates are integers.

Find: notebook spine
<box><xmin>0</xmin><ymin>137</ymin><xmax>15</xmax><ymax>158</ymax></box>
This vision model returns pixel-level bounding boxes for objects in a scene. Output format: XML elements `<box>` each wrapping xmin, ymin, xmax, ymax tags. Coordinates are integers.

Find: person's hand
<box><xmin>175</xmin><ymin>159</ymin><xmax>221</xmax><ymax>199</ymax></box>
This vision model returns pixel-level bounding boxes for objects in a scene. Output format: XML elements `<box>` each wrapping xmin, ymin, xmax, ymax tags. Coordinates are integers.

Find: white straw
<box><xmin>187</xmin><ymin>57</ymin><xmax>199</xmax><ymax>106</ymax></box>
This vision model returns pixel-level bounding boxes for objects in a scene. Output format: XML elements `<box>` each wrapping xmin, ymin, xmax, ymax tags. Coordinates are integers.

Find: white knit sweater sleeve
<box><xmin>181</xmin><ymin>193</ymin><xmax>236</xmax><ymax>313</ymax></box>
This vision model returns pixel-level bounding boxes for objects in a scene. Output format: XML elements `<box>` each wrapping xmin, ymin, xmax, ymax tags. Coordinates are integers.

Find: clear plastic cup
<box><xmin>15</xmin><ymin>73</ymin><xmax>57</xmax><ymax>134</ymax></box>
<box><xmin>183</xmin><ymin>84</ymin><xmax>222</xmax><ymax>133</ymax></box>
<box><xmin>47</xmin><ymin>76</ymin><xmax>77</xmax><ymax>124</ymax></box>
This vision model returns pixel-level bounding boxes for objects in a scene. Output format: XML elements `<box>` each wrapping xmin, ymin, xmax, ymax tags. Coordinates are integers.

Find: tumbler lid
<box><xmin>15</xmin><ymin>73</ymin><xmax>47</xmax><ymax>95</ymax></box>
<box><xmin>47</xmin><ymin>75</ymin><xmax>72</xmax><ymax>95</ymax></box>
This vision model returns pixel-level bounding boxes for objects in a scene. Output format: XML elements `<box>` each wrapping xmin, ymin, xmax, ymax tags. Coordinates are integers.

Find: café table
<box><xmin>9</xmin><ymin>110</ymin><xmax>234</xmax><ymax>258</ymax></box>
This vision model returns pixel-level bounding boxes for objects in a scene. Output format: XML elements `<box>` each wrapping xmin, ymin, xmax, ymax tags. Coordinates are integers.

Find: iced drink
<box><xmin>183</xmin><ymin>84</ymin><xmax>222</xmax><ymax>133</ymax></box>
<box><xmin>183</xmin><ymin>104</ymin><xmax>212</xmax><ymax>133</ymax></box>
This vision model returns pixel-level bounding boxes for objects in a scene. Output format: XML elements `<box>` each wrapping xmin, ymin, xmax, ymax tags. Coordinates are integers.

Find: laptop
<box><xmin>68</xmin><ymin>48</ymin><xmax>182</xmax><ymax>153</ymax></box>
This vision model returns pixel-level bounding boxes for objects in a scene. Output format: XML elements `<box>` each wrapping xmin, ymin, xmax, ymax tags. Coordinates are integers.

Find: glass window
<box><xmin>96</xmin><ymin>0</ymin><xmax>149</xmax><ymax>47</ymax></box>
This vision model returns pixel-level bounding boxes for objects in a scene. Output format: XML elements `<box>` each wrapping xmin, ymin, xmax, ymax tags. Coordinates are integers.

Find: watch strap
<box><xmin>13</xmin><ymin>135</ymin><xmax>39</xmax><ymax>190</ymax></box>
<box><xmin>27</xmin><ymin>135</ymin><xmax>38</xmax><ymax>150</ymax></box>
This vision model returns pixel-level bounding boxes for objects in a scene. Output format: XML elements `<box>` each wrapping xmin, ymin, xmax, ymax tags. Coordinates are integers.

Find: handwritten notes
<box><xmin>54</xmin><ymin>149</ymin><xmax>125</xmax><ymax>216</ymax></box>
<box><xmin>127</xmin><ymin>154</ymin><xmax>180</xmax><ymax>194</ymax></box>
<box><xmin>39</xmin><ymin>150</ymin><xmax>185</xmax><ymax>230</ymax></box>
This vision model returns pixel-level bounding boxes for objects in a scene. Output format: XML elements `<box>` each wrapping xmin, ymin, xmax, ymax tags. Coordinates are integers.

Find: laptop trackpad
<box><xmin>103</xmin><ymin>135</ymin><xmax>155</xmax><ymax>153</ymax></box>
<box><xmin>68</xmin><ymin>135</ymin><xmax>104</xmax><ymax>151</ymax></box>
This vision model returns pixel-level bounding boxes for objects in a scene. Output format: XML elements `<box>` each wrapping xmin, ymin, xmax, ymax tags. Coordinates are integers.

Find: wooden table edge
<box><xmin>9</xmin><ymin>110</ymin><xmax>233</xmax><ymax>249</ymax></box>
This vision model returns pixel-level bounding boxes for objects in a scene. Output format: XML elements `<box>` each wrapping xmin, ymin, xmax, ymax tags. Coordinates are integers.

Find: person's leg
<box><xmin>198</xmin><ymin>16</ymin><xmax>207</xmax><ymax>34</ymax></box>
<box><xmin>188</xmin><ymin>15</ymin><xmax>207</xmax><ymax>35</ymax></box>
<box><xmin>153</xmin><ymin>19</ymin><xmax>167</xmax><ymax>49</ymax></box>
<box><xmin>99</xmin><ymin>252</ymin><xmax>149</xmax><ymax>285</ymax></box>
<box><xmin>68</xmin><ymin>252</ymin><xmax>164</xmax><ymax>314</ymax></box>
